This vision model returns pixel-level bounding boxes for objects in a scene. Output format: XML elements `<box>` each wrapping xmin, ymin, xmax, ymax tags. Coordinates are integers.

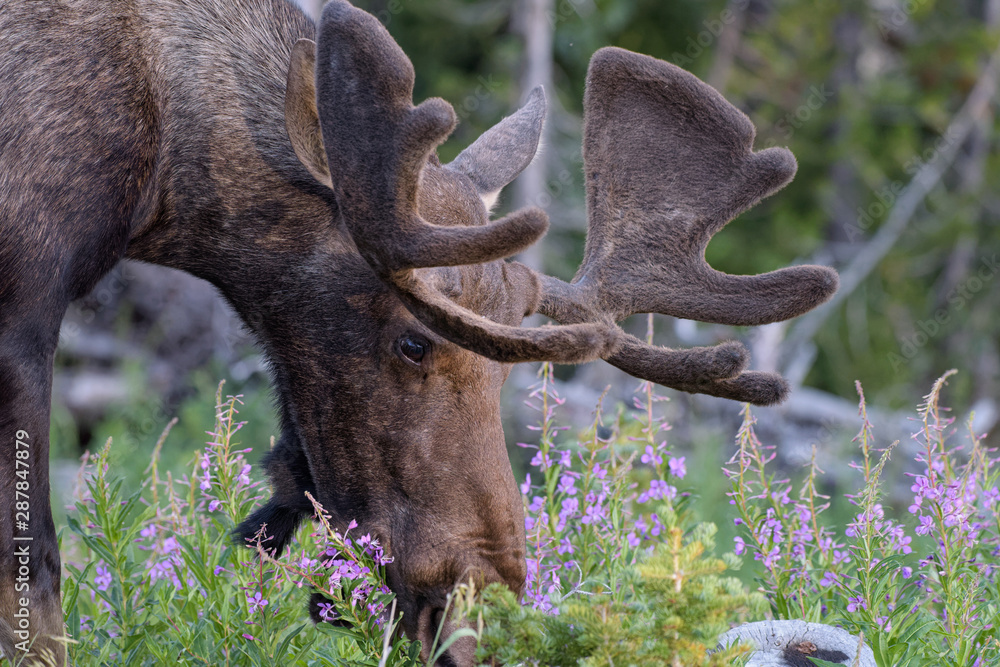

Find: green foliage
<box><xmin>49</xmin><ymin>371</ymin><xmax>766</xmax><ymax>667</ymax></box>
<box><xmin>46</xmin><ymin>369</ymin><xmax>1000</xmax><ymax>666</ymax></box>
<box><xmin>58</xmin><ymin>384</ymin><xmax>416</xmax><ymax>666</ymax></box>
<box><xmin>464</xmin><ymin>361</ymin><xmax>762</xmax><ymax>666</ymax></box>
<box><xmin>474</xmin><ymin>519</ymin><xmax>760</xmax><ymax>667</ymax></box>
<box><xmin>726</xmin><ymin>371</ymin><xmax>1000</xmax><ymax>666</ymax></box>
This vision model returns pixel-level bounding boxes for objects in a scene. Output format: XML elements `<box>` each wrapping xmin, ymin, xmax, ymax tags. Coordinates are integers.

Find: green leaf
<box><xmin>808</xmin><ymin>658</ymin><xmax>850</xmax><ymax>667</ymax></box>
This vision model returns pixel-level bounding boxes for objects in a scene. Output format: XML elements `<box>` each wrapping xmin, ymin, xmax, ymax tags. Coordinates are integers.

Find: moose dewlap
<box><xmin>0</xmin><ymin>0</ymin><xmax>836</xmax><ymax>665</ymax></box>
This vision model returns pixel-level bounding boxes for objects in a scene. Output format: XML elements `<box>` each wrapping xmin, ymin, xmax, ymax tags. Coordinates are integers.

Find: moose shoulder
<box><xmin>0</xmin><ymin>0</ymin><xmax>837</xmax><ymax>665</ymax></box>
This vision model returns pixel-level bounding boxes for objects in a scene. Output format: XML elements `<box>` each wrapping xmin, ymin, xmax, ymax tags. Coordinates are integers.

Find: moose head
<box><xmin>0</xmin><ymin>0</ymin><xmax>836</xmax><ymax>664</ymax></box>
<box><xmin>234</xmin><ymin>2</ymin><xmax>837</xmax><ymax>663</ymax></box>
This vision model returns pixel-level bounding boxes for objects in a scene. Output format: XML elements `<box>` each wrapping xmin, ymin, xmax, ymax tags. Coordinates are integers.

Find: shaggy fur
<box><xmin>536</xmin><ymin>48</ymin><xmax>839</xmax><ymax>405</ymax></box>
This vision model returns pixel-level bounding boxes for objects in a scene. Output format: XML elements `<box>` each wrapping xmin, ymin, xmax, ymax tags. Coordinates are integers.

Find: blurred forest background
<box><xmin>51</xmin><ymin>0</ymin><xmax>999</xmax><ymax>524</ymax></box>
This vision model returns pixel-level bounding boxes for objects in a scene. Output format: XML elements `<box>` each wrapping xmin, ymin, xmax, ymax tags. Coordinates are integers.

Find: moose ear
<box><xmin>285</xmin><ymin>38</ymin><xmax>333</xmax><ymax>189</ymax></box>
<box><xmin>447</xmin><ymin>86</ymin><xmax>546</xmax><ymax>208</ymax></box>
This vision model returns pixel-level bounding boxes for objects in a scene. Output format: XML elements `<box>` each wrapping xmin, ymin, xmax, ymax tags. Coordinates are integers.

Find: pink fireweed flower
<box><xmin>560</xmin><ymin>497</ymin><xmax>579</xmax><ymax>516</ymax></box>
<box><xmin>733</xmin><ymin>536</ymin><xmax>746</xmax><ymax>556</ymax></box>
<box><xmin>529</xmin><ymin>451</ymin><xmax>553</xmax><ymax>469</ymax></box>
<box><xmin>557</xmin><ymin>450</ymin><xmax>572</xmax><ymax>468</ymax></box>
<box><xmin>911</xmin><ymin>476</ymin><xmax>938</xmax><ymax>501</ymax></box>
<box><xmin>246</xmin><ymin>591</ymin><xmax>268</xmax><ymax>613</ymax></box>
<box><xmin>641</xmin><ymin>445</ymin><xmax>663</xmax><ymax>467</ymax></box>
<box><xmin>351</xmin><ymin>582</ymin><xmax>373</xmax><ymax>607</ymax></box>
<box><xmin>520</xmin><ymin>474</ymin><xmax>532</xmax><ymax>495</ymax></box>
<box><xmin>886</xmin><ymin>523</ymin><xmax>912</xmax><ymax>554</ymax></box>
<box><xmin>756</xmin><ymin>546</ymin><xmax>781</xmax><ymax>569</ymax></box>
<box><xmin>847</xmin><ymin>596</ymin><xmax>867</xmax><ymax>613</ymax></box>
<box><xmin>668</xmin><ymin>456</ymin><xmax>686</xmax><ymax>479</ymax></box>
<box><xmin>832</xmin><ymin>549</ymin><xmax>851</xmax><ymax>565</ymax></box>
<box><xmin>638</xmin><ymin>479</ymin><xmax>676</xmax><ymax>504</ymax></box>
<box><xmin>581</xmin><ymin>494</ymin><xmax>606</xmax><ymax>525</ymax></box>
<box><xmin>317</xmin><ymin>602</ymin><xmax>337</xmax><ymax>621</ymax></box>
<box><xmin>556</xmin><ymin>537</ymin><xmax>575</xmax><ymax>556</ymax></box>
<box><xmin>770</xmin><ymin>487</ymin><xmax>791</xmax><ymax>505</ymax></box>
<box><xmin>557</xmin><ymin>474</ymin><xmax>578</xmax><ymax>496</ymax></box>
<box><xmin>367</xmin><ymin>600</ymin><xmax>387</xmax><ymax>623</ymax></box>
<box><xmin>94</xmin><ymin>564</ymin><xmax>112</xmax><ymax>592</ymax></box>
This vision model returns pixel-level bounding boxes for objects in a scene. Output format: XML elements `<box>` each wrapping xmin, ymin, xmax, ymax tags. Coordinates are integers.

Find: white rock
<box><xmin>716</xmin><ymin>620</ymin><xmax>876</xmax><ymax>667</ymax></box>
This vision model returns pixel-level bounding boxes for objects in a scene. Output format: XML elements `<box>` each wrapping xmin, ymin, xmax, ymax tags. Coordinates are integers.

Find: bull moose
<box><xmin>0</xmin><ymin>0</ymin><xmax>838</xmax><ymax>664</ymax></box>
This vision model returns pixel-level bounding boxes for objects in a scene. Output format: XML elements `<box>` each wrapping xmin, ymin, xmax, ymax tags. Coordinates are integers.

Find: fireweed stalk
<box><xmin>518</xmin><ymin>317</ymin><xmax>689</xmax><ymax>613</ymax></box>
<box><xmin>472</xmin><ymin>319</ymin><xmax>761</xmax><ymax>666</ymax></box>
<box><xmin>57</xmin><ymin>366</ymin><xmax>998</xmax><ymax>666</ymax></box>
<box><xmin>61</xmin><ymin>382</ymin><xmax>421</xmax><ymax>666</ymax></box>
<box><xmin>253</xmin><ymin>492</ymin><xmax>430</xmax><ymax>665</ymax></box>
<box><xmin>726</xmin><ymin>371</ymin><xmax>1000</xmax><ymax>666</ymax></box>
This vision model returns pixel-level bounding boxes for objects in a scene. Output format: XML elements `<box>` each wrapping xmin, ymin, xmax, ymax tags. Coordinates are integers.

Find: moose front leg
<box><xmin>0</xmin><ymin>330</ymin><xmax>65</xmax><ymax>666</ymax></box>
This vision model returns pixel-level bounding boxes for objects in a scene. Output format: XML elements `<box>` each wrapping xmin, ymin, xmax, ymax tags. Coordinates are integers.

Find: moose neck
<box><xmin>125</xmin><ymin>0</ymin><xmax>344</xmax><ymax>333</ymax></box>
<box><xmin>121</xmin><ymin>0</ymin><xmax>379</xmax><ymax>472</ymax></box>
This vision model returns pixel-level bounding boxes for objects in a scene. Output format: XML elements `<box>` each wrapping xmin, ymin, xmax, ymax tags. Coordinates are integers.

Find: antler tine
<box><xmin>537</xmin><ymin>47</ymin><xmax>838</xmax><ymax>405</ymax></box>
<box><xmin>574</xmin><ymin>47</ymin><xmax>838</xmax><ymax>326</ymax></box>
<box><xmin>315</xmin><ymin>0</ymin><xmax>551</xmax><ymax>274</ymax></box>
<box><xmin>311</xmin><ymin>1</ymin><xmax>618</xmax><ymax>364</ymax></box>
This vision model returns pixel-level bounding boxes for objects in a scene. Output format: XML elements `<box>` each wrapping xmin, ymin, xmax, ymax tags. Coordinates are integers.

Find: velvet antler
<box><xmin>297</xmin><ymin>4</ymin><xmax>835</xmax><ymax>404</ymax></box>
<box><xmin>535</xmin><ymin>47</ymin><xmax>839</xmax><ymax>405</ymax></box>
<box><xmin>309</xmin><ymin>0</ymin><xmax>616</xmax><ymax>364</ymax></box>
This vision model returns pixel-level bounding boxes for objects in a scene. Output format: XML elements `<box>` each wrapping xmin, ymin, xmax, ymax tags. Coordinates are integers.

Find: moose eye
<box><xmin>397</xmin><ymin>335</ymin><xmax>429</xmax><ymax>366</ymax></box>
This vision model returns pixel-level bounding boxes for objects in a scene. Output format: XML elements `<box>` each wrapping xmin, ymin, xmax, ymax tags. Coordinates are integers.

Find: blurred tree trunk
<box><xmin>945</xmin><ymin>0</ymin><xmax>1000</xmax><ymax>402</ymax></box>
<box><xmin>511</xmin><ymin>0</ymin><xmax>554</xmax><ymax>271</ymax></box>
<box><xmin>706</xmin><ymin>0</ymin><xmax>747</xmax><ymax>91</ymax></box>
<box><xmin>822</xmin><ymin>11</ymin><xmax>863</xmax><ymax>249</ymax></box>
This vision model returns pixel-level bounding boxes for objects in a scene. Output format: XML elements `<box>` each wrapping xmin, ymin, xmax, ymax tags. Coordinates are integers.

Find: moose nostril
<box><xmin>418</xmin><ymin>605</ymin><xmax>462</xmax><ymax>667</ymax></box>
<box><xmin>431</xmin><ymin>606</ymin><xmax>446</xmax><ymax>633</ymax></box>
<box><xmin>434</xmin><ymin>651</ymin><xmax>458</xmax><ymax>667</ymax></box>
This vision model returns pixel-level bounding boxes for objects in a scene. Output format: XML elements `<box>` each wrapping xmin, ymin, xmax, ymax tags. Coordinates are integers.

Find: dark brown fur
<box><xmin>0</xmin><ymin>2</ymin><xmax>836</xmax><ymax>665</ymax></box>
